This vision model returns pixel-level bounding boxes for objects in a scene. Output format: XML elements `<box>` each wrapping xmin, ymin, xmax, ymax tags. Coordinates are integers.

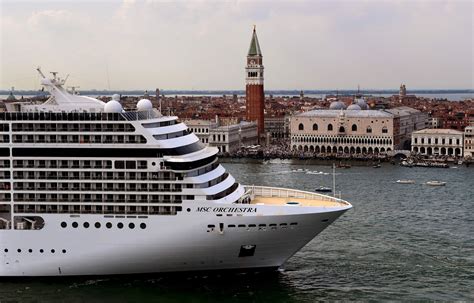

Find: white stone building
<box><xmin>290</xmin><ymin>101</ymin><xmax>426</xmax><ymax>155</ymax></box>
<box><xmin>186</xmin><ymin>119</ymin><xmax>258</xmax><ymax>154</ymax></box>
<box><xmin>209</xmin><ymin>121</ymin><xmax>258</xmax><ymax>154</ymax></box>
<box><xmin>185</xmin><ymin>119</ymin><xmax>217</xmax><ymax>144</ymax></box>
<box><xmin>385</xmin><ymin>106</ymin><xmax>428</xmax><ymax>149</ymax></box>
<box><xmin>411</xmin><ymin>129</ymin><xmax>463</xmax><ymax>157</ymax></box>
<box><xmin>291</xmin><ymin>109</ymin><xmax>395</xmax><ymax>155</ymax></box>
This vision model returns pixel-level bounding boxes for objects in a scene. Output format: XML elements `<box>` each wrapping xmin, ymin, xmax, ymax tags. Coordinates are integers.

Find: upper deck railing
<box><xmin>243</xmin><ymin>185</ymin><xmax>350</xmax><ymax>205</ymax></box>
<box><xmin>121</xmin><ymin>109</ymin><xmax>162</xmax><ymax>121</ymax></box>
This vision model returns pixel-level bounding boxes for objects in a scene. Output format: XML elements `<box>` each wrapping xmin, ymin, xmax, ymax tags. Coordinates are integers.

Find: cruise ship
<box><xmin>0</xmin><ymin>69</ymin><xmax>352</xmax><ymax>276</ymax></box>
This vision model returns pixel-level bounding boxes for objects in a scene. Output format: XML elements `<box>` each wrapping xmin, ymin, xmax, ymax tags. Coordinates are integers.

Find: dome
<box><xmin>104</xmin><ymin>100</ymin><xmax>123</xmax><ymax>113</ymax></box>
<box><xmin>137</xmin><ymin>99</ymin><xmax>153</xmax><ymax>111</ymax></box>
<box><xmin>355</xmin><ymin>98</ymin><xmax>368</xmax><ymax>110</ymax></box>
<box><xmin>347</xmin><ymin>104</ymin><xmax>362</xmax><ymax>110</ymax></box>
<box><xmin>111</xmin><ymin>94</ymin><xmax>120</xmax><ymax>101</ymax></box>
<box><xmin>329</xmin><ymin>101</ymin><xmax>346</xmax><ymax>110</ymax></box>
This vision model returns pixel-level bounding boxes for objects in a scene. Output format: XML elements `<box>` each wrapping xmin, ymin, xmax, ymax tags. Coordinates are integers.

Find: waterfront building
<box><xmin>264</xmin><ymin>115</ymin><xmax>289</xmax><ymax>139</ymax></box>
<box><xmin>463</xmin><ymin>126</ymin><xmax>474</xmax><ymax>158</ymax></box>
<box><xmin>245</xmin><ymin>26</ymin><xmax>265</xmax><ymax>135</ymax></box>
<box><xmin>385</xmin><ymin>106</ymin><xmax>428</xmax><ymax>149</ymax></box>
<box><xmin>411</xmin><ymin>129</ymin><xmax>464</xmax><ymax>156</ymax></box>
<box><xmin>186</xmin><ymin>119</ymin><xmax>258</xmax><ymax>154</ymax></box>
<box><xmin>209</xmin><ymin>121</ymin><xmax>258</xmax><ymax>154</ymax></box>
<box><xmin>290</xmin><ymin>101</ymin><xmax>426</xmax><ymax>155</ymax></box>
<box><xmin>185</xmin><ymin>119</ymin><xmax>217</xmax><ymax>144</ymax></box>
<box><xmin>291</xmin><ymin>109</ymin><xmax>395</xmax><ymax>154</ymax></box>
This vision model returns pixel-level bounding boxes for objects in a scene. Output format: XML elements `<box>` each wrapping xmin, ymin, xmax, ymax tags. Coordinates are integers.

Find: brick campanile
<box><xmin>245</xmin><ymin>26</ymin><xmax>265</xmax><ymax>135</ymax></box>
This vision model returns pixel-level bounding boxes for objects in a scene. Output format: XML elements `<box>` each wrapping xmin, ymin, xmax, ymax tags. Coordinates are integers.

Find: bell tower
<box><xmin>245</xmin><ymin>26</ymin><xmax>265</xmax><ymax>135</ymax></box>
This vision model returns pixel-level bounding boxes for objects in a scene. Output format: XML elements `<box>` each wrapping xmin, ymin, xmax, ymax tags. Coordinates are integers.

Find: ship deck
<box><xmin>250</xmin><ymin>196</ymin><xmax>347</xmax><ymax>208</ymax></box>
<box><xmin>244</xmin><ymin>185</ymin><xmax>350</xmax><ymax>208</ymax></box>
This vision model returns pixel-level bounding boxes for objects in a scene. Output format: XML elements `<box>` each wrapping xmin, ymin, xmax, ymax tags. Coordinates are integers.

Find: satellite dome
<box><xmin>137</xmin><ymin>99</ymin><xmax>153</xmax><ymax>111</ymax></box>
<box><xmin>347</xmin><ymin>104</ymin><xmax>362</xmax><ymax>110</ymax></box>
<box><xmin>111</xmin><ymin>94</ymin><xmax>120</xmax><ymax>101</ymax></box>
<box><xmin>329</xmin><ymin>101</ymin><xmax>346</xmax><ymax>110</ymax></box>
<box><xmin>104</xmin><ymin>100</ymin><xmax>123</xmax><ymax>113</ymax></box>
<box><xmin>355</xmin><ymin>98</ymin><xmax>368</xmax><ymax>110</ymax></box>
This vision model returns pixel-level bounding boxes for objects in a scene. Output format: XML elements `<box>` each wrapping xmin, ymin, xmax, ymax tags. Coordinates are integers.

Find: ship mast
<box><xmin>332</xmin><ymin>163</ymin><xmax>336</xmax><ymax>197</ymax></box>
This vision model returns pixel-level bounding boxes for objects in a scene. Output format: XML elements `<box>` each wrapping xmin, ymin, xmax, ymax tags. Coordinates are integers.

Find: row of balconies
<box><xmin>13</xmin><ymin>193</ymin><xmax>185</xmax><ymax>203</ymax></box>
<box><xmin>13</xmin><ymin>160</ymin><xmax>114</xmax><ymax>169</ymax></box>
<box><xmin>11</xmin><ymin>134</ymin><xmax>146</xmax><ymax>144</ymax></box>
<box><xmin>12</xmin><ymin>183</ymin><xmax>183</xmax><ymax>192</ymax></box>
<box><xmin>11</xmin><ymin>123</ymin><xmax>134</xmax><ymax>132</ymax></box>
<box><xmin>14</xmin><ymin>204</ymin><xmax>181</xmax><ymax>215</ymax></box>
<box><xmin>10</xmin><ymin>171</ymin><xmax>182</xmax><ymax>181</ymax></box>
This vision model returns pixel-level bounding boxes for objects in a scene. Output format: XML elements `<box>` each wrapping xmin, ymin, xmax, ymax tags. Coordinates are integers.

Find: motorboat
<box><xmin>396</xmin><ymin>179</ymin><xmax>416</xmax><ymax>184</ymax></box>
<box><xmin>425</xmin><ymin>181</ymin><xmax>446</xmax><ymax>186</ymax></box>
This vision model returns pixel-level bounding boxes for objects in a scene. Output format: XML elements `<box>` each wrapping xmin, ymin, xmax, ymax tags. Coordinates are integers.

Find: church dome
<box><xmin>329</xmin><ymin>101</ymin><xmax>346</xmax><ymax>110</ymax></box>
<box><xmin>355</xmin><ymin>98</ymin><xmax>368</xmax><ymax>110</ymax></box>
<box><xmin>347</xmin><ymin>104</ymin><xmax>362</xmax><ymax>110</ymax></box>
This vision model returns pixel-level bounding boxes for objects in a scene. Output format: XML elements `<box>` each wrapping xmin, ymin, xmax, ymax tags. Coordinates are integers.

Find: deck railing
<box><xmin>243</xmin><ymin>185</ymin><xmax>350</xmax><ymax>205</ymax></box>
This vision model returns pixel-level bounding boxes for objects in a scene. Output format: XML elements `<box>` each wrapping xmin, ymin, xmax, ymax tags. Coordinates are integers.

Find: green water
<box><xmin>1</xmin><ymin>162</ymin><xmax>473</xmax><ymax>302</ymax></box>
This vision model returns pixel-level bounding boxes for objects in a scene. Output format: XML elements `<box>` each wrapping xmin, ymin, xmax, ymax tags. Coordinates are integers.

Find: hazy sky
<box><xmin>0</xmin><ymin>0</ymin><xmax>472</xmax><ymax>90</ymax></box>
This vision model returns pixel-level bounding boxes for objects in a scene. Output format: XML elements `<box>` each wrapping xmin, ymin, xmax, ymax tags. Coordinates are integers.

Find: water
<box><xmin>1</xmin><ymin>92</ymin><xmax>473</xmax><ymax>101</ymax></box>
<box><xmin>1</xmin><ymin>161</ymin><xmax>473</xmax><ymax>301</ymax></box>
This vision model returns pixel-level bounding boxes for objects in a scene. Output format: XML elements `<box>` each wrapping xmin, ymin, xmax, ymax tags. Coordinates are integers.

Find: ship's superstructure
<box><xmin>0</xmin><ymin>69</ymin><xmax>351</xmax><ymax>276</ymax></box>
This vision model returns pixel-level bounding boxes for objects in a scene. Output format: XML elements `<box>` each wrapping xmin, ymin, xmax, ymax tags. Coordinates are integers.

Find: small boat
<box><xmin>373</xmin><ymin>163</ymin><xmax>381</xmax><ymax>168</ymax></box>
<box><xmin>306</xmin><ymin>171</ymin><xmax>325</xmax><ymax>175</ymax></box>
<box><xmin>426</xmin><ymin>181</ymin><xmax>446</xmax><ymax>186</ymax></box>
<box><xmin>336</xmin><ymin>163</ymin><xmax>351</xmax><ymax>169</ymax></box>
<box><xmin>396</xmin><ymin>179</ymin><xmax>415</xmax><ymax>184</ymax></box>
<box><xmin>315</xmin><ymin>186</ymin><xmax>332</xmax><ymax>193</ymax></box>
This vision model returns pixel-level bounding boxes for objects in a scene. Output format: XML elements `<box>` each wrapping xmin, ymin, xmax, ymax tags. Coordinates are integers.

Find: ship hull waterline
<box><xmin>0</xmin><ymin>205</ymin><xmax>348</xmax><ymax>277</ymax></box>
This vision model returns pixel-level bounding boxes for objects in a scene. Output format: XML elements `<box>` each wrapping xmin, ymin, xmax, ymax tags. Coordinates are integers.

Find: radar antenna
<box><xmin>36</xmin><ymin>67</ymin><xmax>46</xmax><ymax>79</ymax></box>
<box><xmin>68</xmin><ymin>86</ymin><xmax>80</xmax><ymax>95</ymax></box>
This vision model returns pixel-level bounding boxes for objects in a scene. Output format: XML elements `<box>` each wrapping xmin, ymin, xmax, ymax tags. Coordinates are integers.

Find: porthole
<box><xmin>28</xmin><ymin>249</ymin><xmax>33</xmax><ymax>253</ymax></box>
<box><xmin>140</xmin><ymin>223</ymin><xmax>146</xmax><ymax>229</ymax></box>
<box><xmin>4</xmin><ymin>249</ymin><xmax>8</xmax><ymax>253</ymax></box>
<box><xmin>17</xmin><ymin>249</ymin><xmax>21</xmax><ymax>253</ymax></box>
<box><xmin>72</xmin><ymin>222</ymin><xmax>78</xmax><ymax>228</ymax></box>
<box><xmin>129</xmin><ymin>223</ymin><xmax>135</xmax><ymax>229</ymax></box>
<box><xmin>151</xmin><ymin>162</ymin><xmax>156</xmax><ymax>166</ymax></box>
<box><xmin>187</xmin><ymin>208</ymin><xmax>191</xmax><ymax>212</ymax></box>
<box><xmin>62</xmin><ymin>249</ymin><xmax>66</xmax><ymax>254</ymax></box>
<box><xmin>51</xmin><ymin>249</ymin><xmax>55</xmax><ymax>253</ymax></box>
<box><xmin>95</xmin><ymin>222</ymin><xmax>101</xmax><ymax>228</ymax></box>
<box><xmin>83</xmin><ymin>222</ymin><xmax>90</xmax><ymax>228</ymax></box>
<box><xmin>61</xmin><ymin>222</ymin><xmax>67</xmax><ymax>228</ymax></box>
<box><xmin>106</xmin><ymin>222</ymin><xmax>112</xmax><ymax>229</ymax></box>
<box><xmin>39</xmin><ymin>249</ymin><xmax>44</xmax><ymax>253</ymax></box>
<box><xmin>117</xmin><ymin>222</ymin><xmax>124</xmax><ymax>229</ymax></box>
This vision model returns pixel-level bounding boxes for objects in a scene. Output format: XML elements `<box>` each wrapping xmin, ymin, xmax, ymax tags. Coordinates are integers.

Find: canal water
<box><xmin>1</xmin><ymin>161</ymin><xmax>473</xmax><ymax>302</ymax></box>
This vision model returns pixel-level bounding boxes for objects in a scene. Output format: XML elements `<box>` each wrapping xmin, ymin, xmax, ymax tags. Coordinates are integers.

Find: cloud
<box><xmin>0</xmin><ymin>0</ymin><xmax>472</xmax><ymax>90</ymax></box>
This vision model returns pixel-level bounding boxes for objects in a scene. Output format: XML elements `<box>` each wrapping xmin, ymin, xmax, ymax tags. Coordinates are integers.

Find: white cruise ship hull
<box><xmin>0</xmin><ymin>205</ymin><xmax>347</xmax><ymax>276</ymax></box>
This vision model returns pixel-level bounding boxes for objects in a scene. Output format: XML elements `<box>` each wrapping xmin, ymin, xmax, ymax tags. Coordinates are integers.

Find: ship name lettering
<box><xmin>196</xmin><ymin>207</ymin><xmax>212</xmax><ymax>212</ymax></box>
<box><xmin>212</xmin><ymin>207</ymin><xmax>257</xmax><ymax>213</ymax></box>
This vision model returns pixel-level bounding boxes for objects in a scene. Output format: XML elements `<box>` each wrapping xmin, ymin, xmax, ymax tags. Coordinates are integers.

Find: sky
<box><xmin>0</xmin><ymin>0</ymin><xmax>472</xmax><ymax>90</ymax></box>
